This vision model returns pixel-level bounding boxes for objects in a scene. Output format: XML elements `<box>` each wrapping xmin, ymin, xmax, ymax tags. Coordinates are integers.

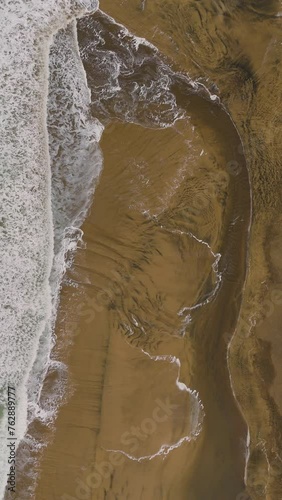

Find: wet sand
<box><xmin>33</xmin><ymin>78</ymin><xmax>250</xmax><ymax>500</ymax></box>
<box><xmin>12</xmin><ymin>1</ymin><xmax>282</xmax><ymax>499</ymax></box>
<box><xmin>84</xmin><ymin>4</ymin><xmax>282</xmax><ymax>498</ymax></box>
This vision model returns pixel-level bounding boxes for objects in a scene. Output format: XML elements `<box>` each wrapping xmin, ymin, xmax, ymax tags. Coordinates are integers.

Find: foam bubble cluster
<box><xmin>0</xmin><ymin>1</ymin><xmax>99</xmax><ymax>496</ymax></box>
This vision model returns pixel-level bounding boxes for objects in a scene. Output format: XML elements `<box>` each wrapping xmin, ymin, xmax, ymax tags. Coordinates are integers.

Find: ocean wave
<box><xmin>0</xmin><ymin>1</ymin><xmax>99</xmax><ymax>497</ymax></box>
<box><xmin>26</xmin><ymin>21</ymin><xmax>103</xmax><ymax>428</ymax></box>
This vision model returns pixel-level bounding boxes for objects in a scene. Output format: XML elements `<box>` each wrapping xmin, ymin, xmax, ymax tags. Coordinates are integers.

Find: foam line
<box><xmin>0</xmin><ymin>1</ymin><xmax>99</xmax><ymax>496</ymax></box>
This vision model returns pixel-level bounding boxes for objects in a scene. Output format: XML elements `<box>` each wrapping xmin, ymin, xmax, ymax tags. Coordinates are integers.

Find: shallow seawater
<box><xmin>2</xmin><ymin>1</ymin><xmax>282</xmax><ymax>499</ymax></box>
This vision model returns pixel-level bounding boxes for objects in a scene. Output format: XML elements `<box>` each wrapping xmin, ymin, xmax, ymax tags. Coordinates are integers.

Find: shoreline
<box><xmin>33</xmin><ymin>105</ymin><xmax>250</xmax><ymax>499</ymax></box>
<box><xmin>6</xmin><ymin>2</ymin><xmax>282</xmax><ymax>498</ymax></box>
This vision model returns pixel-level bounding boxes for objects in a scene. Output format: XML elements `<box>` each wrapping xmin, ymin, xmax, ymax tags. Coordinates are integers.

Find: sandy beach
<box><xmin>33</xmin><ymin>99</ymin><xmax>250</xmax><ymax>500</ymax></box>
<box><xmin>5</xmin><ymin>2</ymin><xmax>282</xmax><ymax>499</ymax></box>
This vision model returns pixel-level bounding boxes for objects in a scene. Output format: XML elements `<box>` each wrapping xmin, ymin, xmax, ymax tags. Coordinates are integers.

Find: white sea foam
<box><xmin>27</xmin><ymin>21</ymin><xmax>103</xmax><ymax>428</ymax></box>
<box><xmin>78</xmin><ymin>11</ymin><xmax>185</xmax><ymax>128</ymax></box>
<box><xmin>0</xmin><ymin>1</ymin><xmax>99</xmax><ymax>497</ymax></box>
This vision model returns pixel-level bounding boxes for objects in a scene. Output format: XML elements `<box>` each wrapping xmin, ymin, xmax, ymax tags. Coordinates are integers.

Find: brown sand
<box><xmin>11</xmin><ymin>1</ymin><xmax>282</xmax><ymax>499</ymax></box>
<box><xmin>32</xmin><ymin>110</ymin><xmax>249</xmax><ymax>500</ymax></box>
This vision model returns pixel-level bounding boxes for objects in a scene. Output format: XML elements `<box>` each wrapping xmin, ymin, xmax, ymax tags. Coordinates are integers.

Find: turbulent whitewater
<box><xmin>0</xmin><ymin>1</ymin><xmax>100</xmax><ymax>496</ymax></box>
